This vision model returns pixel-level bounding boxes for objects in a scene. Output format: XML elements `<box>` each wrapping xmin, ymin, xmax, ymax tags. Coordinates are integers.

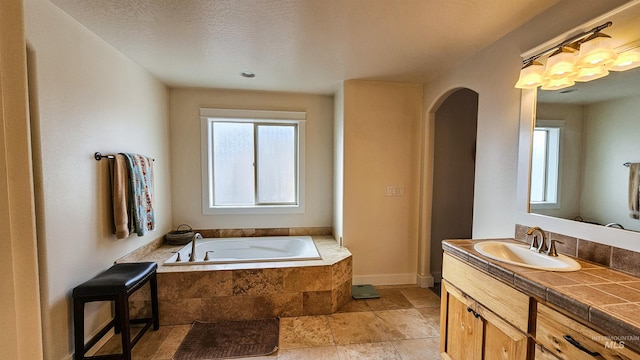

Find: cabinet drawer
<box><xmin>442</xmin><ymin>253</ymin><xmax>530</xmax><ymax>333</ymax></box>
<box><xmin>537</xmin><ymin>303</ymin><xmax>639</xmax><ymax>360</ymax></box>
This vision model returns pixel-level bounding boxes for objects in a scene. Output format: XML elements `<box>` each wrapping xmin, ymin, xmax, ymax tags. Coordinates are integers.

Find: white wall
<box><xmin>169</xmin><ymin>88</ymin><xmax>333</xmax><ymax>229</ymax></box>
<box><xmin>581</xmin><ymin>95</ymin><xmax>640</xmax><ymax>231</ymax></box>
<box><xmin>422</xmin><ymin>0</ymin><xmax>629</xmax><ymax>251</ymax></box>
<box><xmin>24</xmin><ymin>0</ymin><xmax>171</xmax><ymax>358</ymax></box>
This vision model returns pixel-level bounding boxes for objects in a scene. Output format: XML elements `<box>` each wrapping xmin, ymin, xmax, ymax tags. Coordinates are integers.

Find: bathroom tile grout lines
<box><xmin>95</xmin><ymin>284</ymin><xmax>443</xmax><ymax>359</ymax></box>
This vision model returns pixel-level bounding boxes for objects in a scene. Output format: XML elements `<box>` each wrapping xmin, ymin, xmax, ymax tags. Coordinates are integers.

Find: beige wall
<box><xmin>333</xmin><ymin>84</ymin><xmax>345</xmax><ymax>243</ymax></box>
<box><xmin>169</xmin><ymin>88</ymin><xmax>333</xmax><ymax>229</ymax></box>
<box><xmin>24</xmin><ymin>0</ymin><xmax>171</xmax><ymax>358</ymax></box>
<box><xmin>0</xmin><ymin>0</ymin><xmax>44</xmax><ymax>358</ymax></box>
<box><xmin>342</xmin><ymin>80</ymin><xmax>423</xmax><ymax>285</ymax></box>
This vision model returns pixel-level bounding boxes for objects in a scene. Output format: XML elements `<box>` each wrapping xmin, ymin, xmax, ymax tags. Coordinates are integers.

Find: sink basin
<box><xmin>473</xmin><ymin>241</ymin><xmax>581</xmax><ymax>272</ymax></box>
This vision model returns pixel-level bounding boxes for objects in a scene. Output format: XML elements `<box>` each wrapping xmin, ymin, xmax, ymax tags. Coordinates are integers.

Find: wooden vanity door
<box><xmin>440</xmin><ymin>280</ymin><xmax>483</xmax><ymax>359</ymax></box>
<box><xmin>441</xmin><ymin>280</ymin><xmax>528</xmax><ymax>360</ymax></box>
<box><xmin>478</xmin><ymin>302</ymin><xmax>529</xmax><ymax>360</ymax></box>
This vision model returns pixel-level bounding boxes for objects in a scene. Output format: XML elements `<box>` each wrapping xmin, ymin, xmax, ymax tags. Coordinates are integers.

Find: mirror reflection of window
<box><xmin>531</xmin><ymin>121</ymin><xmax>563</xmax><ymax>207</ymax></box>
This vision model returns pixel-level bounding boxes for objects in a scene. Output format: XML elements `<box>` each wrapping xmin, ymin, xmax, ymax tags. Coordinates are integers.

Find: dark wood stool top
<box><xmin>73</xmin><ymin>262</ymin><xmax>157</xmax><ymax>298</ymax></box>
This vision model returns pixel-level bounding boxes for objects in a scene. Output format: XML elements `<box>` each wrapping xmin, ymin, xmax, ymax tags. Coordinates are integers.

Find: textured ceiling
<box><xmin>50</xmin><ymin>0</ymin><xmax>561</xmax><ymax>94</ymax></box>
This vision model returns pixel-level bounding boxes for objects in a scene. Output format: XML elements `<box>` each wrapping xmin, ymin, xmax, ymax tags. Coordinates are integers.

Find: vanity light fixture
<box><xmin>609</xmin><ymin>40</ymin><xmax>640</xmax><ymax>71</ymax></box>
<box><xmin>575</xmin><ymin>32</ymin><xmax>617</xmax><ymax>68</ymax></box>
<box><xmin>574</xmin><ymin>64</ymin><xmax>609</xmax><ymax>82</ymax></box>
<box><xmin>540</xmin><ymin>76</ymin><xmax>575</xmax><ymax>91</ymax></box>
<box><xmin>515</xmin><ymin>21</ymin><xmax>632</xmax><ymax>90</ymax></box>
<box><xmin>610</xmin><ymin>49</ymin><xmax>640</xmax><ymax>71</ymax></box>
<box><xmin>543</xmin><ymin>46</ymin><xmax>578</xmax><ymax>80</ymax></box>
<box><xmin>514</xmin><ymin>60</ymin><xmax>545</xmax><ymax>89</ymax></box>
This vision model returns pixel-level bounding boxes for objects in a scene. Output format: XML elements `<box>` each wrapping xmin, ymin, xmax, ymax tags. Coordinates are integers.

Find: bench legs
<box><xmin>73</xmin><ymin>272</ymin><xmax>159</xmax><ymax>360</ymax></box>
<box><xmin>150</xmin><ymin>272</ymin><xmax>159</xmax><ymax>330</ymax></box>
<box><xmin>116</xmin><ymin>293</ymin><xmax>132</xmax><ymax>360</ymax></box>
<box><xmin>73</xmin><ymin>300</ymin><xmax>85</xmax><ymax>360</ymax></box>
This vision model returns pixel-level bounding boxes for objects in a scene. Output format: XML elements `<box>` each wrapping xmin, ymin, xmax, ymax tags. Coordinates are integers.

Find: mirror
<box><xmin>530</xmin><ymin>65</ymin><xmax>640</xmax><ymax>232</ymax></box>
<box><xmin>517</xmin><ymin>1</ymin><xmax>640</xmax><ymax>249</ymax></box>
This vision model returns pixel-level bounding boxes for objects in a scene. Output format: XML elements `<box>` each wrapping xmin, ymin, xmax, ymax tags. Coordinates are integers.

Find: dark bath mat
<box><xmin>173</xmin><ymin>318</ymin><xmax>279</xmax><ymax>359</ymax></box>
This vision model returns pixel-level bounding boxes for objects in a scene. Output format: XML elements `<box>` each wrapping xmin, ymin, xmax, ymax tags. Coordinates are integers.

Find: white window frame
<box><xmin>200</xmin><ymin>108</ymin><xmax>306</xmax><ymax>215</ymax></box>
<box><xmin>530</xmin><ymin>119</ymin><xmax>563</xmax><ymax>210</ymax></box>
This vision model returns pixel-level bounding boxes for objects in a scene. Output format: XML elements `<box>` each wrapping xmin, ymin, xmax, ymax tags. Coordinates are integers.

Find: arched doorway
<box><xmin>430</xmin><ymin>88</ymin><xmax>478</xmax><ymax>282</ymax></box>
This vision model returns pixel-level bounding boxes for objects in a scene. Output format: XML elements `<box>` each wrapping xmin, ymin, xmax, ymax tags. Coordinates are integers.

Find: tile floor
<box><xmin>96</xmin><ymin>285</ymin><xmax>443</xmax><ymax>359</ymax></box>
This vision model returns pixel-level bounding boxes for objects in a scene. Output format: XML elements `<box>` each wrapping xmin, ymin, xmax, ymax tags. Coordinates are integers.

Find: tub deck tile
<box><xmin>122</xmin><ymin>236</ymin><xmax>352</xmax><ymax>323</ymax></box>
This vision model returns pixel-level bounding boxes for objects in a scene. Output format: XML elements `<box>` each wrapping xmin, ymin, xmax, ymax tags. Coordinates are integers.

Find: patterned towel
<box><xmin>122</xmin><ymin>153</ymin><xmax>155</xmax><ymax>236</ymax></box>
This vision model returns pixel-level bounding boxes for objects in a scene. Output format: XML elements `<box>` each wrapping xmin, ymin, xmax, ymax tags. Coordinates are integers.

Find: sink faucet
<box><xmin>189</xmin><ymin>233</ymin><xmax>203</xmax><ymax>262</ymax></box>
<box><xmin>526</xmin><ymin>226</ymin><xmax>548</xmax><ymax>253</ymax></box>
<box><xmin>526</xmin><ymin>226</ymin><xmax>564</xmax><ymax>256</ymax></box>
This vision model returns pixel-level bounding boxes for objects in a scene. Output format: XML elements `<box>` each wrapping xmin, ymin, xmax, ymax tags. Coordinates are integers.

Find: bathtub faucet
<box><xmin>189</xmin><ymin>233</ymin><xmax>203</xmax><ymax>262</ymax></box>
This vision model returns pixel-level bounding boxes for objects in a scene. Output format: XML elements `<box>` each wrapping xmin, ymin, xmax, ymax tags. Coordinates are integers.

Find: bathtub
<box><xmin>163</xmin><ymin>235</ymin><xmax>321</xmax><ymax>265</ymax></box>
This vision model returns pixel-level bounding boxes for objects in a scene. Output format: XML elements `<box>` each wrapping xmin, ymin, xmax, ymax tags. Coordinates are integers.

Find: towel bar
<box><xmin>94</xmin><ymin>152</ymin><xmax>155</xmax><ymax>161</ymax></box>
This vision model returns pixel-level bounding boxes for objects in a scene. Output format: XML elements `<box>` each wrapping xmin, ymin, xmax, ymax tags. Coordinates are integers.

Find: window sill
<box><xmin>530</xmin><ymin>202</ymin><xmax>560</xmax><ymax>210</ymax></box>
<box><xmin>203</xmin><ymin>204</ymin><xmax>304</xmax><ymax>215</ymax></box>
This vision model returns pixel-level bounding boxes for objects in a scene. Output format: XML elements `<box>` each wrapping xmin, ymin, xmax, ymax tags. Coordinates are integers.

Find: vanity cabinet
<box><xmin>440</xmin><ymin>253</ymin><xmax>530</xmax><ymax>360</ymax></box>
<box><xmin>536</xmin><ymin>303</ymin><xmax>639</xmax><ymax>360</ymax></box>
<box><xmin>440</xmin><ymin>251</ymin><xmax>640</xmax><ymax>360</ymax></box>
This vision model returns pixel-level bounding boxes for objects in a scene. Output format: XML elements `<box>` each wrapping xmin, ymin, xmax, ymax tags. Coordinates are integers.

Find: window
<box><xmin>530</xmin><ymin>120</ymin><xmax>563</xmax><ymax>208</ymax></box>
<box><xmin>200</xmin><ymin>108</ymin><xmax>306</xmax><ymax>214</ymax></box>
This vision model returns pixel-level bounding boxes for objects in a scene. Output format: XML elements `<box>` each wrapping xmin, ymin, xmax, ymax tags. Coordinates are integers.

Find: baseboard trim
<box><xmin>417</xmin><ymin>273</ymin><xmax>435</xmax><ymax>288</ymax></box>
<box><xmin>352</xmin><ymin>273</ymin><xmax>417</xmax><ymax>286</ymax></box>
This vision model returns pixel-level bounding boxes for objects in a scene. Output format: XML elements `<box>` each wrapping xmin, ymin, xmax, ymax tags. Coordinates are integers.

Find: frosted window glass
<box><xmin>256</xmin><ymin>125</ymin><xmax>296</xmax><ymax>203</ymax></box>
<box><xmin>213</xmin><ymin>122</ymin><xmax>255</xmax><ymax>205</ymax></box>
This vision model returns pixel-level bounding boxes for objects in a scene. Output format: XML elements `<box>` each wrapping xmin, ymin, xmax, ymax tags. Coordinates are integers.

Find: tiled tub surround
<box><xmin>515</xmin><ymin>224</ymin><xmax>640</xmax><ymax>276</ymax></box>
<box><xmin>118</xmin><ymin>235</ymin><xmax>352</xmax><ymax>325</ymax></box>
<box><xmin>443</xmin><ymin>239</ymin><xmax>640</xmax><ymax>352</ymax></box>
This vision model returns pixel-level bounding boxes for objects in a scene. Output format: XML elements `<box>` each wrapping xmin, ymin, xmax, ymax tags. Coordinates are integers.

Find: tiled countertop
<box><xmin>443</xmin><ymin>239</ymin><xmax>640</xmax><ymax>351</ymax></box>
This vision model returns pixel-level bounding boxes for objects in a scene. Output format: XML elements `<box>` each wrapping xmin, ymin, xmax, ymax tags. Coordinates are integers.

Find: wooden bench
<box><xmin>72</xmin><ymin>262</ymin><xmax>159</xmax><ymax>360</ymax></box>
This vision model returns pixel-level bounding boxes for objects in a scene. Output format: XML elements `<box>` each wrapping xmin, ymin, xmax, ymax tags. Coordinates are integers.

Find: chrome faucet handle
<box><xmin>546</xmin><ymin>240</ymin><xmax>563</xmax><ymax>257</ymax></box>
<box><xmin>204</xmin><ymin>251</ymin><xmax>215</xmax><ymax>261</ymax></box>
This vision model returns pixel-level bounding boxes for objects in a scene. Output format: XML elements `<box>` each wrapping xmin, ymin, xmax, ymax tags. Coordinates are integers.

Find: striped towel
<box><xmin>122</xmin><ymin>153</ymin><xmax>155</xmax><ymax>236</ymax></box>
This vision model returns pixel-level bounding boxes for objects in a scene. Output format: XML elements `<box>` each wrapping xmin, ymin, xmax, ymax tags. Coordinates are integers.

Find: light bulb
<box><xmin>515</xmin><ymin>60</ymin><xmax>544</xmax><ymax>89</ymax></box>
